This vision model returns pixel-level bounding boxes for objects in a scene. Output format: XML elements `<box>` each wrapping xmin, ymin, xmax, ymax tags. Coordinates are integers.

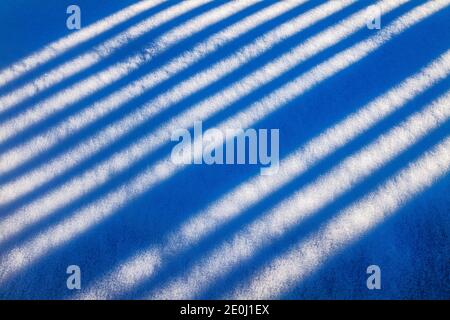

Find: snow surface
<box><xmin>0</xmin><ymin>0</ymin><xmax>449</xmax><ymax>299</ymax></box>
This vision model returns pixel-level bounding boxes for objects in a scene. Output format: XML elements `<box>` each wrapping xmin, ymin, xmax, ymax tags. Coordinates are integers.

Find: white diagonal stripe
<box><xmin>77</xmin><ymin>50</ymin><xmax>450</xmax><ymax>300</ymax></box>
<box><xmin>0</xmin><ymin>0</ymin><xmax>315</xmax><ymax>174</ymax></box>
<box><xmin>0</xmin><ymin>0</ymin><xmax>443</xmax><ymax>287</ymax></box>
<box><xmin>0</xmin><ymin>0</ymin><xmax>399</xmax><ymax>214</ymax></box>
<box><xmin>0</xmin><ymin>0</ymin><xmax>253</xmax><ymax>139</ymax></box>
<box><xmin>0</xmin><ymin>0</ymin><xmax>165</xmax><ymax>88</ymax></box>
<box><xmin>229</xmin><ymin>135</ymin><xmax>450</xmax><ymax>299</ymax></box>
<box><xmin>149</xmin><ymin>91</ymin><xmax>450</xmax><ymax>299</ymax></box>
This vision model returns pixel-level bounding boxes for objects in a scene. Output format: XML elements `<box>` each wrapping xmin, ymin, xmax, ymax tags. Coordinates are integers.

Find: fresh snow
<box><xmin>0</xmin><ymin>0</ymin><xmax>449</xmax><ymax>299</ymax></box>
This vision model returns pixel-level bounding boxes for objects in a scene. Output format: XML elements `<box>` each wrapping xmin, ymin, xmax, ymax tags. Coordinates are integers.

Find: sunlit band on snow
<box><xmin>0</xmin><ymin>0</ymin><xmax>403</xmax><ymax>218</ymax></box>
<box><xmin>147</xmin><ymin>90</ymin><xmax>450</xmax><ymax>299</ymax></box>
<box><xmin>0</xmin><ymin>0</ymin><xmax>364</xmax><ymax>219</ymax></box>
<box><xmin>0</xmin><ymin>0</ymin><xmax>321</xmax><ymax>175</ymax></box>
<box><xmin>0</xmin><ymin>0</ymin><xmax>254</xmax><ymax>140</ymax></box>
<box><xmin>227</xmin><ymin>134</ymin><xmax>450</xmax><ymax>299</ymax></box>
<box><xmin>78</xmin><ymin>53</ymin><xmax>450</xmax><ymax>298</ymax></box>
<box><xmin>0</xmin><ymin>0</ymin><xmax>210</xmax><ymax>112</ymax></box>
